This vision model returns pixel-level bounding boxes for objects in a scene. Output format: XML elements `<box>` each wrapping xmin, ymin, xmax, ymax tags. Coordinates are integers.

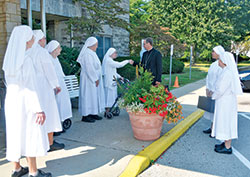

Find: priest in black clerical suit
<box><xmin>132</xmin><ymin>37</ymin><xmax>162</xmax><ymax>85</ymax></box>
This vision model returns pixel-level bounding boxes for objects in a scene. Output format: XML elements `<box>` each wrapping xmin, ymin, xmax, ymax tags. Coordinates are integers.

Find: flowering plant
<box><xmin>118</xmin><ymin>67</ymin><xmax>184</xmax><ymax>124</ymax></box>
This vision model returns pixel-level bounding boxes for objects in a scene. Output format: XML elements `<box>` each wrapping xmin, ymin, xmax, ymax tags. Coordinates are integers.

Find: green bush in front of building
<box><xmin>116</xmin><ymin>56</ymin><xmax>184</xmax><ymax>81</ymax></box>
<box><xmin>58</xmin><ymin>46</ymin><xmax>80</xmax><ymax>76</ymax></box>
<box><xmin>58</xmin><ymin>46</ymin><xmax>184</xmax><ymax>81</ymax></box>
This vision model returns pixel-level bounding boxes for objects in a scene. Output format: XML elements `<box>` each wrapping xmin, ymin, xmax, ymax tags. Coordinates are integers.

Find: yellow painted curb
<box><xmin>119</xmin><ymin>109</ymin><xmax>205</xmax><ymax>177</ymax></box>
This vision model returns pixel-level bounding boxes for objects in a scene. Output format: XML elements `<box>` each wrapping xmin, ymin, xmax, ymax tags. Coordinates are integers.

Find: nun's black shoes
<box><xmin>203</xmin><ymin>128</ymin><xmax>212</xmax><ymax>134</ymax></box>
<box><xmin>28</xmin><ymin>170</ymin><xmax>52</xmax><ymax>177</ymax></box>
<box><xmin>90</xmin><ymin>115</ymin><xmax>103</xmax><ymax>120</ymax></box>
<box><xmin>215</xmin><ymin>142</ymin><xmax>225</xmax><ymax>150</ymax></box>
<box><xmin>54</xmin><ymin>129</ymin><xmax>66</xmax><ymax>136</ymax></box>
<box><xmin>214</xmin><ymin>143</ymin><xmax>232</xmax><ymax>154</ymax></box>
<box><xmin>81</xmin><ymin>115</ymin><xmax>95</xmax><ymax>123</ymax></box>
<box><xmin>11</xmin><ymin>166</ymin><xmax>28</xmax><ymax>177</ymax></box>
<box><xmin>209</xmin><ymin>134</ymin><xmax>215</xmax><ymax>138</ymax></box>
<box><xmin>53</xmin><ymin>132</ymin><xmax>61</xmax><ymax>136</ymax></box>
<box><xmin>48</xmin><ymin>140</ymin><xmax>65</xmax><ymax>152</ymax></box>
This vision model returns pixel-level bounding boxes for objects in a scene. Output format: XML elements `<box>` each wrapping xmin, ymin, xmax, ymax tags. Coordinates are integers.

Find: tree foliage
<box><xmin>150</xmin><ymin>0</ymin><xmax>230</xmax><ymax>61</ymax></box>
<box><xmin>68</xmin><ymin>0</ymin><xmax>129</xmax><ymax>41</ymax></box>
<box><xmin>150</xmin><ymin>0</ymin><xmax>250</xmax><ymax>61</ymax></box>
<box><xmin>129</xmin><ymin>0</ymin><xmax>185</xmax><ymax>57</ymax></box>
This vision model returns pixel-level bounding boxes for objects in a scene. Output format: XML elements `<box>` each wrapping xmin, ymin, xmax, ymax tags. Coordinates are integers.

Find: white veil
<box><xmin>213</xmin><ymin>45</ymin><xmax>225</xmax><ymax>58</ymax></box>
<box><xmin>2</xmin><ymin>25</ymin><xmax>33</xmax><ymax>77</ymax></box>
<box><xmin>77</xmin><ymin>37</ymin><xmax>98</xmax><ymax>63</ymax></box>
<box><xmin>220</xmin><ymin>52</ymin><xmax>243</xmax><ymax>95</ymax></box>
<box><xmin>46</xmin><ymin>40</ymin><xmax>60</xmax><ymax>53</ymax></box>
<box><xmin>102</xmin><ymin>48</ymin><xmax>116</xmax><ymax>76</ymax></box>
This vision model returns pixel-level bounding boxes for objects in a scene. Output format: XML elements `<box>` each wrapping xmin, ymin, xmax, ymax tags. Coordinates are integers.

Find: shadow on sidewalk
<box><xmin>42</xmin><ymin>139</ymin><xmax>130</xmax><ymax>176</ymax></box>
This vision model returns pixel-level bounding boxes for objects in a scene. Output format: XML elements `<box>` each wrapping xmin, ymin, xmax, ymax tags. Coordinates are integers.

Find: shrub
<box><xmin>58</xmin><ymin>46</ymin><xmax>80</xmax><ymax>76</ymax></box>
<box><xmin>162</xmin><ymin>57</ymin><xmax>184</xmax><ymax>74</ymax></box>
<box><xmin>58</xmin><ymin>46</ymin><xmax>185</xmax><ymax>80</ymax></box>
<box><xmin>116</xmin><ymin>56</ymin><xmax>140</xmax><ymax>81</ymax></box>
<box><xmin>116</xmin><ymin>56</ymin><xmax>185</xmax><ymax>80</ymax></box>
<box><xmin>118</xmin><ymin>67</ymin><xmax>184</xmax><ymax>123</ymax></box>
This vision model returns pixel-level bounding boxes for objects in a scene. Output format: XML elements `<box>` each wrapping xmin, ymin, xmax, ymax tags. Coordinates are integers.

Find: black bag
<box><xmin>197</xmin><ymin>96</ymin><xmax>215</xmax><ymax>113</ymax></box>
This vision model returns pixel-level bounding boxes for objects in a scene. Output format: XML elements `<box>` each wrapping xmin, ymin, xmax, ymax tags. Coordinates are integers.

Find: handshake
<box><xmin>129</xmin><ymin>59</ymin><xmax>134</xmax><ymax>65</ymax></box>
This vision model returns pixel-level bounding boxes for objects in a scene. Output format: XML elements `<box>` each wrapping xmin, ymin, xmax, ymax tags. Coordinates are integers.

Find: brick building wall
<box><xmin>0</xmin><ymin>0</ymin><xmax>21</xmax><ymax>83</ymax></box>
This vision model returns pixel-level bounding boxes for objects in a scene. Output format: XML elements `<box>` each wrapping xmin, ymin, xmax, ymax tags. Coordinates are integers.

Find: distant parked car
<box><xmin>238</xmin><ymin>66</ymin><xmax>250</xmax><ymax>91</ymax></box>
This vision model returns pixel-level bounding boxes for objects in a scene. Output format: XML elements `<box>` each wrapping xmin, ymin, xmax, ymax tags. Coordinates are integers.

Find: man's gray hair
<box><xmin>145</xmin><ymin>37</ymin><xmax>153</xmax><ymax>46</ymax></box>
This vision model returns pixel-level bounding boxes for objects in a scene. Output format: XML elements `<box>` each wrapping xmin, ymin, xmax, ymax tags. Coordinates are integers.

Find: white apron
<box><xmin>31</xmin><ymin>45</ymin><xmax>62</xmax><ymax>133</ymax></box>
<box><xmin>204</xmin><ymin>60</ymin><xmax>222</xmax><ymax>121</ymax></box>
<box><xmin>211</xmin><ymin>68</ymin><xmax>238</xmax><ymax>140</ymax></box>
<box><xmin>102</xmin><ymin>57</ymin><xmax>129</xmax><ymax>107</ymax></box>
<box><xmin>51</xmin><ymin>57</ymin><xmax>72</xmax><ymax>121</ymax></box>
<box><xmin>78</xmin><ymin>48</ymin><xmax>105</xmax><ymax>116</ymax></box>
<box><xmin>5</xmin><ymin>56</ymin><xmax>49</xmax><ymax>162</ymax></box>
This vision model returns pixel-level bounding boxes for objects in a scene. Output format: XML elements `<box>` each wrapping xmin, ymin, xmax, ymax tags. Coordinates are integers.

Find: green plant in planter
<box><xmin>119</xmin><ymin>67</ymin><xmax>184</xmax><ymax>123</ymax></box>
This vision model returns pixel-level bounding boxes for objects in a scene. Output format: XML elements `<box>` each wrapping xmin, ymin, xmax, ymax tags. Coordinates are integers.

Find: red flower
<box><xmin>168</xmin><ymin>92</ymin><xmax>173</xmax><ymax>99</ymax></box>
<box><xmin>162</xmin><ymin>104</ymin><xmax>168</xmax><ymax>108</ymax></box>
<box><xmin>139</xmin><ymin>97</ymin><xmax>146</xmax><ymax>103</ymax></box>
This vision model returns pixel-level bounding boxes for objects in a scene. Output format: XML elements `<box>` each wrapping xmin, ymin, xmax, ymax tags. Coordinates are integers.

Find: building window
<box><xmin>96</xmin><ymin>36</ymin><xmax>112</xmax><ymax>60</ymax></box>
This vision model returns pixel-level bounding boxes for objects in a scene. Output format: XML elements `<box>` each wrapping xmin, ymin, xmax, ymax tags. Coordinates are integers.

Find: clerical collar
<box><xmin>147</xmin><ymin>48</ymin><xmax>154</xmax><ymax>52</ymax></box>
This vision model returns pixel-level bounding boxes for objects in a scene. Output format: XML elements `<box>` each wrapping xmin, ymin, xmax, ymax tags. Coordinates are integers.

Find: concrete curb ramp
<box><xmin>119</xmin><ymin>109</ymin><xmax>205</xmax><ymax>177</ymax></box>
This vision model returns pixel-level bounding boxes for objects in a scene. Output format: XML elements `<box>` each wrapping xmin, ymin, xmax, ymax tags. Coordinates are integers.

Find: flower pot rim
<box><xmin>127</xmin><ymin>111</ymin><xmax>163</xmax><ymax>117</ymax></box>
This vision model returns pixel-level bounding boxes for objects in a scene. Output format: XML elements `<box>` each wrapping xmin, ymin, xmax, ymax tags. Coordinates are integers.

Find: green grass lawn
<box><xmin>161</xmin><ymin>61</ymin><xmax>250</xmax><ymax>90</ymax></box>
<box><xmin>162</xmin><ymin>65</ymin><xmax>208</xmax><ymax>90</ymax></box>
<box><xmin>238</xmin><ymin>63</ymin><xmax>250</xmax><ymax>68</ymax></box>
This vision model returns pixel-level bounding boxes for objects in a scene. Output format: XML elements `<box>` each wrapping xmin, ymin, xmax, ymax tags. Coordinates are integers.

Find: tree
<box><xmin>68</xmin><ymin>0</ymin><xmax>129</xmax><ymax>41</ymax></box>
<box><xmin>226</xmin><ymin>0</ymin><xmax>250</xmax><ymax>56</ymax></box>
<box><xmin>129</xmin><ymin>0</ymin><xmax>185</xmax><ymax>57</ymax></box>
<box><xmin>150</xmin><ymin>0</ymin><xmax>239</xmax><ymax>62</ymax></box>
<box><xmin>225</xmin><ymin>0</ymin><xmax>250</xmax><ymax>42</ymax></box>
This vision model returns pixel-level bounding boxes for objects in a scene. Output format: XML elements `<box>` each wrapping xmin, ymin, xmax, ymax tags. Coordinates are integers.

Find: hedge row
<box><xmin>58</xmin><ymin>46</ymin><xmax>184</xmax><ymax>81</ymax></box>
<box><xmin>116</xmin><ymin>56</ymin><xmax>184</xmax><ymax>80</ymax></box>
<box><xmin>58</xmin><ymin>46</ymin><xmax>80</xmax><ymax>75</ymax></box>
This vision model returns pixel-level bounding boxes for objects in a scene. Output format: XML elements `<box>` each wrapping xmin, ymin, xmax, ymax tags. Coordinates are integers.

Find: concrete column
<box><xmin>26</xmin><ymin>0</ymin><xmax>32</xmax><ymax>28</ymax></box>
<box><xmin>40</xmin><ymin>0</ymin><xmax>46</xmax><ymax>33</ymax></box>
<box><xmin>0</xmin><ymin>0</ymin><xmax>21</xmax><ymax>149</ymax></box>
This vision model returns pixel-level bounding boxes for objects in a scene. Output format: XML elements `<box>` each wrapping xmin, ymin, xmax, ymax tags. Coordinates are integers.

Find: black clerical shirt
<box><xmin>134</xmin><ymin>48</ymin><xmax>162</xmax><ymax>85</ymax></box>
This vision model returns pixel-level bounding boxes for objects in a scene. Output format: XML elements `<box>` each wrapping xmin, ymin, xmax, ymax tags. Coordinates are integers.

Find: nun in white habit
<box><xmin>212</xmin><ymin>51</ymin><xmax>242</xmax><ymax>154</ymax></box>
<box><xmin>203</xmin><ymin>45</ymin><xmax>224</xmax><ymax>135</ymax></box>
<box><xmin>102</xmin><ymin>48</ymin><xmax>131</xmax><ymax>114</ymax></box>
<box><xmin>77</xmin><ymin>37</ymin><xmax>105</xmax><ymax>122</ymax></box>
<box><xmin>46</xmin><ymin>40</ymin><xmax>72</xmax><ymax>122</ymax></box>
<box><xmin>31</xmin><ymin>30</ymin><xmax>64</xmax><ymax>151</ymax></box>
<box><xmin>3</xmin><ymin>25</ymin><xmax>51</xmax><ymax>177</ymax></box>
<box><xmin>140</xmin><ymin>39</ymin><xmax>146</xmax><ymax>61</ymax></box>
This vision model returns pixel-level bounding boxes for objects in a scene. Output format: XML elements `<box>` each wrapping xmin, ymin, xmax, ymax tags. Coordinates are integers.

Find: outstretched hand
<box><xmin>129</xmin><ymin>59</ymin><xmax>134</xmax><ymax>65</ymax></box>
<box><xmin>155</xmin><ymin>81</ymin><xmax>161</xmax><ymax>85</ymax></box>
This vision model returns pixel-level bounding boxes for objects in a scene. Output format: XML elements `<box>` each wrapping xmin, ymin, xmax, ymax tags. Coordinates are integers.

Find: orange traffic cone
<box><xmin>173</xmin><ymin>76</ymin><xmax>180</xmax><ymax>87</ymax></box>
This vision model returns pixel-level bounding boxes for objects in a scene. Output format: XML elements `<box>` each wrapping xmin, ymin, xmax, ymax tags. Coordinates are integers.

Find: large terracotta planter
<box><xmin>128</xmin><ymin>112</ymin><xmax>164</xmax><ymax>141</ymax></box>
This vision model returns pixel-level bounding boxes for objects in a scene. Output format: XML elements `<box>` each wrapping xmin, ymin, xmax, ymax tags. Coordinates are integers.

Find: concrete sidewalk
<box><xmin>0</xmin><ymin>79</ymin><xmax>206</xmax><ymax>177</ymax></box>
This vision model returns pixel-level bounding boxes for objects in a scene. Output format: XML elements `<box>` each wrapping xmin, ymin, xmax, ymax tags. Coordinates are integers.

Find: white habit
<box><xmin>204</xmin><ymin>60</ymin><xmax>222</xmax><ymax>121</ymax></box>
<box><xmin>46</xmin><ymin>40</ymin><xmax>72</xmax><ymax>121</ymax></box>
<box><xmin>31</xmin><ymin>30</ymin><xmax>62</xmax><ymax>133</ymax></box>
<box><xmin>102</xmin><ymin>48</ymin><xmax>129</xmax><ymax>107</ymax></box>
<box><xmin>204</xmin><ymin>46</ymin><xmax>224</xmax><ymax>121</ymax></box>
<box><xmin>211</xmin><ymin>52</ymin><xmax>243</xmax><ymax>140</ymax></box>
<box><xmin>77</xmin><ymin>37</ymin><xmax>105</xmax><ymax>116</ymax></box>
<box><xmin>3</xmin><ymin>26</ymin><xmax>49</xmax><ymax>162</ymax></box>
